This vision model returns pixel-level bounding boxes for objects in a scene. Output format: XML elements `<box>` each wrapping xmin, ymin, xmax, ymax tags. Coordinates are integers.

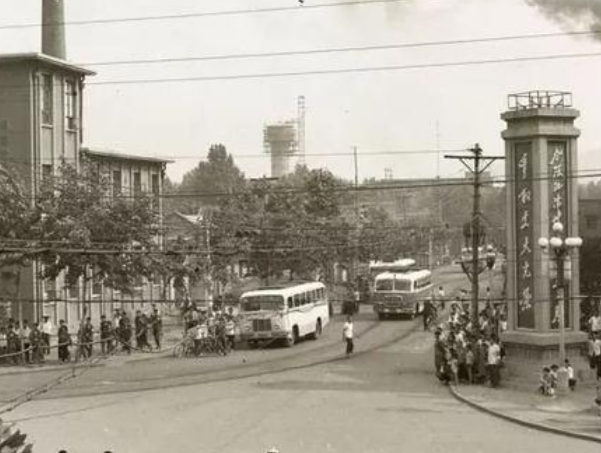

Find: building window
<box><xmin>113</xmin><ymin>170</ymin><xmax>122</xmax><ymax>196</ymax></box>
<box><xmin>151</xmin><ymin>174</ymin><xmax>159</xmax><ymax>196</ymax></box>
<box><xmin>133</xmin><ymin>172</ymin><xmax>142</xmax><ymax>197</ymax></box>
<box><xmin>64</xmin><ymin>80</ymin><xmax>77</xmax><ymax>129</ymax></box>
<box><xmin>585</xmin><ymin>215</ymin><xmax>598</xmax><ymax>230</ymax></box>
<box><xmin>41</xmin><ymin>74</ymin><xmax>53</xmax><ymax>125</ymax></box>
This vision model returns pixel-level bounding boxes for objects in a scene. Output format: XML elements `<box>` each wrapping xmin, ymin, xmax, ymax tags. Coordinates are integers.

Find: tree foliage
<box><xmin>36</xmin><ymin>164</ymin><xmax>160</xmax><ymax>297</ymax></box>
<box><xmin>175</xmin><ymin>144</ymin><xmax>245</xmax><ymax>213</ymax></box>
<box><xmin>0</xmin><ymin>165</ymin><xmax>40</xmax><ymax>268</ymax></box>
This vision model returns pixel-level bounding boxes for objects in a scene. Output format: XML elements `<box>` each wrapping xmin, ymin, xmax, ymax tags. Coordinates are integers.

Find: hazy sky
<box><xmin>1</xmin><ymin>0</ymin><xmax>601</xmax><ymax>183</ymax></box>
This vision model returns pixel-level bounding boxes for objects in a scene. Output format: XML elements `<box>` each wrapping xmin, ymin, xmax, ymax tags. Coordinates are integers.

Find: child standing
<box><xmin>465</xmin><ymin>344</ymin><xmax>475</xmax><ymax>384</ymax></box>
<box><xmin>564</xmin><ymin>359</ymin><xmax>576</xmax><ymax>391</ymax></box>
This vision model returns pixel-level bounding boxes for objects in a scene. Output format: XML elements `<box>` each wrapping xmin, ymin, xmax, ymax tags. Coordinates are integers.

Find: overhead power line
<box><xmin>81</xmin><ymin>29</ymin><xmax>601</xmax><ymax>68</ymax></box>
<box><xmin>87</xmin><ymin>51</ymin><xmax>601</xmax><ymax>86</ymax></box>
<box><xmin>0</xmin><ymin>51</ymin><xmax>600</xmax><ymax>91</ymax></box>
<box><xmin>0</xmin><ymin>0</ymin><xmax>427</xmax><ymax>30</ymax></box>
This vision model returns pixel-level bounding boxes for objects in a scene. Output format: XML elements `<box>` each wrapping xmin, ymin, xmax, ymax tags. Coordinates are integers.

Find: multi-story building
<box><xmin>0</xmin><ymin>1</ymin><xmax>170</xmax><ymax>327</ymax></box>
<box><xmin>579</xmin><ymin>199</ymin><xmax>601</xmax><ymax>241</ymax></box>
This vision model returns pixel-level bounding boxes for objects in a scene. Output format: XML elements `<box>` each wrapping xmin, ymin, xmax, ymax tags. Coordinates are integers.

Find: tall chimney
<box><xmin>42</xmin><ymin>0</ymin><xmax>66</xmax><ymax>59</ymax></box>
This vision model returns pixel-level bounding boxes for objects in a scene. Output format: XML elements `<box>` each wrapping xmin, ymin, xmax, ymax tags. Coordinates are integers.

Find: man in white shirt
<box><xmin>487</xmin><ymin>337</ymin><xmax>502</xmax><ymax>388</ymax></box>
<box><xmin>342</xmin><ymin>316</ymin><xmax>354</xmax><ymax>357</ymax></box>
<box><xmin>589</xmin><ymin>313</ymin><xmax>601</xmax><ymax>335</ymax></box>
<box><xmin>41</xmin><ymin>315</ymin><xmax>53</xmax><ymax>356</ymax></box>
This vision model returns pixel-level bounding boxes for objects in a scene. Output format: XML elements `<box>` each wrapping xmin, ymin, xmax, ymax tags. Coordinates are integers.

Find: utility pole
<box><xmin>352</xmin><ymin>146</ymin><xmax>359</xmax><ymax>284</ymax></box>
<box><xmin>444</xmin><ymin>144</ymin><xmax>504</xmax><ymax>327</ymax></box>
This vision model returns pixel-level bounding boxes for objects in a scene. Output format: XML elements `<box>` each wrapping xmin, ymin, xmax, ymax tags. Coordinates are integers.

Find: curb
<box><xmin>448</xmin><ymin>385</ymin><xmax>601</xmax><ymax>444</ymax></box>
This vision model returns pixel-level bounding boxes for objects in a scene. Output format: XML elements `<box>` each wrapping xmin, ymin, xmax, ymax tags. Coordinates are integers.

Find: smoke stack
<box><xmin>42</xmin><ymin>0</ymin><xmax>66</xmax><ymax>59</ymax></box>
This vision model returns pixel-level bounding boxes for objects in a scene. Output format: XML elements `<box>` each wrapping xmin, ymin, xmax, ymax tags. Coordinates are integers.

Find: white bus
<box><xmin>371</xmin><ymin>269</ymin><xmax>433</xmax><ymax>319</ymax></box>
<box><xmin>239</xmin><ymin>282</ymin><xmax>330</xmax><ymax>347</ymax></box>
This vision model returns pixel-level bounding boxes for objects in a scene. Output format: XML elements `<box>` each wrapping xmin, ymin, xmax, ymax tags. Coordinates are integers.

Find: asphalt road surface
<box><xmin>8</xmin><ymin>268</ymin><xmax>593</xmax><ymax>452</ymax></box>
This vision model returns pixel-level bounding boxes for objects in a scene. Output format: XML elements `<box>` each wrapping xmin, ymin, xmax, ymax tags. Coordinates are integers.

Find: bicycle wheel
<box><xmin>173</xmin><ymin>343</ymin><xmax>184</xmax><ymax>358</ymax></box>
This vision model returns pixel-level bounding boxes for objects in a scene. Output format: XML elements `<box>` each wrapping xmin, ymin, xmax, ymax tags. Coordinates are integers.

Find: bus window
<box><xmin>293</xmin><ymin>294</ymin><xmax>300</xmax><ymax>307</ymax></box>
<box><xmin>301</xmin><ymin>292</ymin><xmax>307</xmax><ymax>305</ymax></box>
<box><xmin>393</xmin><ymin>279</ymin><xmax>412</xmax><ymax>291</ymax></box>
<box><xmin>376</xmin><ymin>279</ymin><xmax>394</xmax><ymax>291</ymax></box>
<box><xmin>287</xmin><ymin>297</ymin><xmax>293</xmax><ymax>309</ymax></box>
<box><xmin>311</xmin><ymin>290</ymin><xmax>317</xmax><ymax>302</ymax></box>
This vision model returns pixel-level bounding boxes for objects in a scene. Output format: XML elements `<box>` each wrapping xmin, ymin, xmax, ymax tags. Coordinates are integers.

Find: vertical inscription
<box><xmin>548</xmin><ymin>141</ymin><xmax>570</xmax><ymax>329</ymax></box>
<box><xmin>515</xmin><ymin>142</ymin><xmax>535</xmax><ymax>329</ymax></box>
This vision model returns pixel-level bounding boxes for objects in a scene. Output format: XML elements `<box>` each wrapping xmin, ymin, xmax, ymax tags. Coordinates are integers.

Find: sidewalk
<box><xmin>0</xmin><ymin>328</ymin><xmax>182</xmax><ymax>377</ymax></box>
<box><xmin>450</xmin><ymin>383</ymin><xmax>601</xmax><ymax>443</ymax></box>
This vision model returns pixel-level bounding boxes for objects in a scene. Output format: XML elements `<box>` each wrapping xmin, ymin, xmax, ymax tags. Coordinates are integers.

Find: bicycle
<box><xmin>173</xmin><ymin>336</ymin><xmax>195</xmax><ymax>358</ymax></box>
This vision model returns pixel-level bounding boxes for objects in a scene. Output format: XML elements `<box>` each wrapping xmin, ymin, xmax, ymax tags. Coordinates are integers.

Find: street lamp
<box><xmin>538</xmin><ymin>222</ymin><xmax>583</xmax><ymax>365</ymax></box>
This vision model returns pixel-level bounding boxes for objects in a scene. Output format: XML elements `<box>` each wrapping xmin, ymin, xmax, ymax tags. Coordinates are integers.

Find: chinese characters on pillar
<box><xmin>515</xmin><ymin>143</ymin><xmax>535</xmax><ymax>328</ymax></box>
<box><xmin>548</xmin><ymin>141</ymin><xmax>570</xmax><ymax>329</ymax></box>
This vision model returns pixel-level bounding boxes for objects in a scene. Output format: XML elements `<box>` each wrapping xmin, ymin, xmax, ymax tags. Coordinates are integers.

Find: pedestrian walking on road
<box><xmin>437</xmin><ymin>286</ymin><xmax>446</xmax><ymax>310</ymax></box>
<box><xmin>343</xmin><ymin>316</ymin><xmax>354</xmax><ymax>357</ymax></box>
<box><xmin>423</xmin><ymin>298</ymin><xmax>433</xmax><ymax>331</ymax></box>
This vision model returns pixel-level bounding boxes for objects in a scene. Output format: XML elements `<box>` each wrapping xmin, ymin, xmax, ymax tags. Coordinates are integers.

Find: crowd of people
<box><xmin>181</xmin><ymin>304</ymin><xmax>238</xmax><ymax>356</ymax></box>
<box><xmin>0</xmin><ymin>306</ymin><xmax>163</xmax><ymax>365</ymax></box>
<box><xmin>432</xmin><ymin>291</ymin><xmax>508</xmax><ymax>388</ymax></box>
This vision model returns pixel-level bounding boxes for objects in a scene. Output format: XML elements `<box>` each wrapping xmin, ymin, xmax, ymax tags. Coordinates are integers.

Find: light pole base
<box><xmin>499</xmin><ymin>331</ymin><xmax>591</xmax><ymax>389</ymax></box>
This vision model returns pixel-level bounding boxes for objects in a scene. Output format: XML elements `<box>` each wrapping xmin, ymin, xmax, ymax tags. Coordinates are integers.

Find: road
<box><xmin>9</xmin><ymin>267</ymin><xmax>593</xmax><ymax>452</ymax></box>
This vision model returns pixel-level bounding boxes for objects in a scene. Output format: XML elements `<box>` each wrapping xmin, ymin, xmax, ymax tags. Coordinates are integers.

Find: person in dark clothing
<box><xmin>100</xmin><ymin>315</ymin><xmax>114</xmax><ymax>355</ymax></box>
<box><xmin>6</xmin><ymin>324</ymin><xmax>20</xmax><ymax>365</ymax></box>
<box><xmin>149</xmin><ymin>309</ymin><xmax>162</xmax><ymax>350</ymax></box>
<box><xmin>119</xmin><ymin>313</ymin><xmax>132</xmax><ymax>354</ymax></box>
<box><xmin>29</xmin><ymin>323</ymin><xmax>44</xmax><ymax>364</ymax></box>
<box><xmin>83</xmin><ymin>318</ymin><xmax>94</xmax><ymax>358</ymax></box>
<box><xmin>423</xmin><ymin>299</ymin><xmax>433</xmax><ymax>331</ymax></box>
<box><xmin>57</xmin><ymin>320</ymin><xmax>72</xmax><ymax>363</ymax></box>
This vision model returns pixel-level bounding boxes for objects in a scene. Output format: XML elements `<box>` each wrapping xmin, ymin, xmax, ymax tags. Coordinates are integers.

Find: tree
<box><xmin>176</xmin><ymin>144</ymin><xmax>245</xmax><ymax>213</ymax></box>
<box><xmin>0</xmin><ymin>164</ymin><xmax>41</xmax><ymax>325</ymax></box>
<box><xmin>211</xmin><ymin>167</ymin><xmax>355</xmax><ymax>285</ymax></box>
<box><xmin>36</xmin><ymin>164</ymin><xmax>161</xmax><ymax>316</ymax></box>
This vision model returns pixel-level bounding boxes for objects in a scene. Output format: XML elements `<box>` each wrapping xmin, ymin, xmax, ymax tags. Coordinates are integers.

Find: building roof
<box><xmin>0</xmin><ymin>52</ymin><xmax>96</xmax><ymax>76</ymax></box>
<box><xmin>81</xmin><ymin>147</ymin><xmax>174</xmax><ymax>164</ymax></box>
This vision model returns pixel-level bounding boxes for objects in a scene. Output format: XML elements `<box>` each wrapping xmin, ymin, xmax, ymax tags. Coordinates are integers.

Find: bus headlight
<box><xmin>273</xmin><ymin>323</ymin><xmax>281</xmax><ymax>330</ymax></box>
<box><xmin>244</xmin><ymin>325</ymin><xmax>251</xmax><ymax>332</ymax></box>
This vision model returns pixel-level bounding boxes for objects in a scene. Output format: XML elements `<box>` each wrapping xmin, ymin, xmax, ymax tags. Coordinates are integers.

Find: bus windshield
<box><xmin>375</xmin><ymin>278</ymin><xmax>412</xmax><ymax>292</ymax></box>
<box><xmin>241</xmin><ymin>295</ymin><xmax>285</xmax><ymax>312</ymax></box>
<box><xmin>375</xmin><ymin>279</ymin><xmax>393</xmax><ymax>291</ymax></box>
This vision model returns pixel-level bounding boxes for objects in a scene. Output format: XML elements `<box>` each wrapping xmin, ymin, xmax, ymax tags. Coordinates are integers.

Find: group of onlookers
<box><xmin>434</xmin><ymin>298</ymin><xmax>507</xmax><ymax>388</ymax></box>
<box><xmin>0</xmin><ymin>306</ymin><xmax>163</xmax><ymax>365</ymax></box>
<box><xmin>182</xmin><ymin>305</ymin><xmax>238</xmax><ymax>356</ymax></box>
<box><xmin>0</xmin><ymin>317</ymin><xmax>53</xmax><ymax>365</ymax></box>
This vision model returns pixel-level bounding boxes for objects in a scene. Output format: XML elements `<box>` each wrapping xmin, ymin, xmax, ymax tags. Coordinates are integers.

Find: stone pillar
<box><xmin>500</xmin><ymin>91</ymin><xmax>589</xmax><ymax>382</ymax></box>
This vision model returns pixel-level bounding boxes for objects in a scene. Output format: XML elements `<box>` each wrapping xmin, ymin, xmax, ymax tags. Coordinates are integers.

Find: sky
<box><xmin>1</xmin><ymin>0</ymin><xmax>601</xmax><ymax>184</ymax></box>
